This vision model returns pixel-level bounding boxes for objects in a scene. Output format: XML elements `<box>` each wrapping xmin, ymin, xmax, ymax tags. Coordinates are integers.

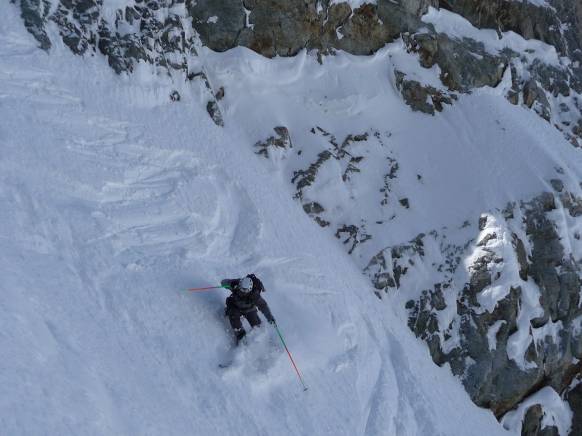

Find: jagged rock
<box><xmin>292</xmin><ymin>150</ymin><xmax>333</xmax><ymax>200</ymax></box>
<box><xmin>292</xmin><ymin>128</ymin><xmax>368</xmax><ymax>199</ymax></box>
<box><xmin>521</xmin><ymin>404</ymin><xmax>559</xmax><ymax>436</ymax></box>
<box><xmin>37</xmin><ymin>0</ymin><xmax>198</xmax><ymax>76</ymax></box>
<box><xmin>512</xmin><ymin>234</ymin><xmax>529</xmax><ymax>281</ymax></box>
<box><xmin>18</xmin><ymin>0</ymin><xmax>582</xmax><ymax>146</ymax></box>
<box><xmin>394</xmin><ymin>70</ymin><xmax>455</xmax><ymax>115</ymax></box>
<box><xmin>477</xmin><ymin>232</ymin><xmax>497</xmax><ymax>247</ymax></box>
<box><xmin>206</xmin><ymin>100</ymin><xmax>224</xmax><ymax>127</ymax></box>
<box><xmin>523</xmin><ymin>193</ymin><xmax>581</xmax><ymax>323</ymax></box>
<box><xmin>522</xmin><ymin>79</ymin><xmax>551</xmax><ymax>121</ymax></box>
<box><xmin>189</xmin><ymin>0</ymin><xmax>435</xmax><ymax>57</ymax></box>
<box><xmin>408</xmin><ymin>288</ymin><xmax>446</xmax><ymax>363</ymax></box>
<box><xmin>50</xmin><ymin>0</ymin><xmax>98</xmax><ymax>56</ymax></box>
<box><xmin>215</xmin><ymin>87</ymin><xmax>225</xmax><ymax>101</ymax></box>
<box><xmin>404</xmin><ymin>32</ymin><xmax>508</xmax><ymax>92</ymax></box>
<box><xmin>332</xmin><ymin>3</ymin><xmax>396</xmax><ymax>55</ymax></box>
<box><xmin>188</xmin><ymin>0</ymin><xmax>246</xmax><ymax>53</ymax></box>
<box><xmin>335</xmin><ymin>224</ymin><xmax>372</xmax><ymax>254</ymax></box>
<box><xmin>380</xmin><ymin>156</ymin><xmax>400</xmax><ymax>206</ymax></box>
<box><xmin>365</xmin><ymin>233</ymin><xmax>426</xmax><ymax>292</ymax></box>
<box><xmin>303</xmin><ymin>201</ymin><xmax>324</xmax><ymax>215</ymax></box>
<box><xmin>373</xmin><ymin>191</ymin><xmax>582</xmax><ymax>421</ymax></box>
<box><xmin>561</xmin><ymin>191</ymin><xmax>582</xmax><ymax>217</ymax></box>
<box><xmin>302</xmin><ymin>202</ymin><xmax>329</xmax><ymax>227</ymax></box>
<box><xmin>97</xmin><ymin>28</ymin><xmax>146</xmax><ymax>74</ymax></box>
<box><xmin>440</xmin><ymin>0</ymin><xmax>579</xmax><ymax>57</ymax></box>
<box><xmin>530</xmin><ymin>61</ymin><xmax>570</xmax><ymax>98</ymax></box>
<box><xmin>405</xmin><ymin>13</ymin><xmax>582</xmax><ymax>145</ymax></box>
<box><xmin>20</xmin><ymin>0</ymin><xmax>52</xmax><ymax>50</ymax></box>
<box><xmin>479</xmin><ymin>215</ymin><xmax>489</xmax><ymax>230</ymax></box>
<box><xmin>567</xmin><ymin>380</ymin><xmax>582</xmax><ymax>436</ymax></box>
<box><xmin>254</xmin><ymin>126</ymin><xmax>292</xmax><ymax>158</ymax></box>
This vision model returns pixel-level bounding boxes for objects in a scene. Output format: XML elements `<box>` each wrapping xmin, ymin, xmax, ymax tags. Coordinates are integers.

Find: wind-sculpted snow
<box><xmin>0</xmin><ymin>7</ymin><xmax>509</xmax><ymax>435</ymax></box>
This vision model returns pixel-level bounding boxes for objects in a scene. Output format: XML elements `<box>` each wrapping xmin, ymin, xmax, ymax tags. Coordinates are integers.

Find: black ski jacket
<box><xmin>221</xmin><ymin>274</ymin><xmax>275</xmax><ymax>322</ymax></box>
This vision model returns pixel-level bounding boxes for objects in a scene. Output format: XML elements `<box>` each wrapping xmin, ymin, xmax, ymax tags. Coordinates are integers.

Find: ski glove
<box><xmin>221</xmin><ymin>279</ymin><xmax>234</xmax><ymax>289</ymax></box>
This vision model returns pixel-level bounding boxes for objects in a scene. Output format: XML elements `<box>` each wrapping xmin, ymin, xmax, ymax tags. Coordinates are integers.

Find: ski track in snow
<box><xmin>0</xmin><ymin>5</ymin><xmax>511</xmax><ymax>436</ymax></box>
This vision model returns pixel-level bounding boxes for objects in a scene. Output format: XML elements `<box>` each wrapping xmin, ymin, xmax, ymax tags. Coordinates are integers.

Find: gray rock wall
<box><xmin>367</xmin><ymin>185</ymin><xmax>582</xmax><ymax>431</ymax></box>
<box><xmin>441</xmin><ymin>0</ymin><xmax>582</xmax><ymax>59</ymax></box>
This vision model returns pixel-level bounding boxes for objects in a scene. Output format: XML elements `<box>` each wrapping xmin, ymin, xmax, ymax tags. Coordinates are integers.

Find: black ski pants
<box><xmin>225</xmin><ymin>300</ymin><xmax>261</xmax><ymax>331</ymax></box>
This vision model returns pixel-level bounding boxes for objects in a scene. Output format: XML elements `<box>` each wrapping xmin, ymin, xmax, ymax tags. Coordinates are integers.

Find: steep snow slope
<box><xmin>199</xmin><ymin>20</ymin><xmax>582</xmax><ymax>435</ymax></box>
<box><xmin>0</xmin><ymin>6</ymin><xmax>508</xmax><ymax>436</ymax></box>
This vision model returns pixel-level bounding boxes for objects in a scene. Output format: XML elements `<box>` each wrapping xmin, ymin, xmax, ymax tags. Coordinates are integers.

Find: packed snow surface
<box><xmin>4</xmin><ymin>1</ymin><xmax>581</xmax><ymax>434</ymax></box>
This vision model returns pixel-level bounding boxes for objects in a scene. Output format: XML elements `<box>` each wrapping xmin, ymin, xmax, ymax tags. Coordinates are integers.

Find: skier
<box><xmin>221</xmin><ymin>274</ymin><xmax>276</xmax><ymax>344</ymax></box>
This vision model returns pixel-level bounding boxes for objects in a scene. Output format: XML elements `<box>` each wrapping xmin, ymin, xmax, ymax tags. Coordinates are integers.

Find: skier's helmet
<box><xmin>239</xmin><ymin>276</ymin><xmax>253</xmax><ymax>293</ymax></box>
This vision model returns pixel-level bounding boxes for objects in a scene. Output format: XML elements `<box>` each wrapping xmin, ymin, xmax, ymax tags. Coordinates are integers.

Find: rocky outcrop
<box><xmin>394</xmin><ymin>70</ymin><xmax>456</xmax><ymax>114</ymax></box>
<box><xmin>16</xmin><ymin>0</ymin><xmax>582</xmax><ymax>143</ymax></box>
<box><xmin>403</xmin><ymin>31</ymin><xmax>508</xmax><ymax>92</ymax></box>
<box><xmin>401</xmin><ymin>25</ymin><xmax>582</xmax><ymax>146</ymax></box>
<box><xmin>188</xmin><ymin>0</ymin><xmax>436</xmax><ymax>57</ymax></box>
<box><xmin>367</xmin><ymin>186</ymin><xmax>582</xmax><ymax>430</ymax></box>
<box><xmin>521</xmin><ymin>404</ymin><xmax>560</xmax><ymax>436</ymax></box>
<box><xmin>566</xmin><ymin>379</ymin><xmax>582</xmax><ymax>435</ymax></box>
<box><xmin>254</xmin><ymin>126</ymin><xmax>292</xmax><ymax>158</ymax></box>
<box><xmin>19</xmin><ymin>0</ymin><xmax>52</xmax><ymax>50</ymax></box>
<box><xmin>292</xmin><ymin>127</ymin><xmax>369</xmax><ymax>200</ymax></box>
<box><xmin>440</xmin><ymin>0</ymin><xmax>582</xmax><ymax>59</ymax></box>
<box><xmin>15</xmin><ymin>0</ymin><xmax>225</xmax><ymax>125</ymax></box>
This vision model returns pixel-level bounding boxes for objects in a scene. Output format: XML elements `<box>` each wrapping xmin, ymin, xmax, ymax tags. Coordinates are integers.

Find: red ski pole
<box><xmin>188</xmin><ymin>285</ymin><xmax>229</xmax><ymax>292</ymax></box>
<box><xmin>274</xmin><ymin>323</ymin><xmax>308</xmax><ymax>391</ymax></box>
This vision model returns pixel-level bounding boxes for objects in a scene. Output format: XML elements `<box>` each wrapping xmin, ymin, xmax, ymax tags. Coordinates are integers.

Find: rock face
<box><xmin>20</xmin><ymin>0</ymin><xmax>52</xmax><ymax>50</ymax></box>
<box><xmin>16</xmin><ymin>0</ymin><xmax>582</xmax><ymax>145</ymax></box>
<box><xmin>366</xmin><ymin>185</ymin><xmax>582</xmax><ymax>430</ymax></box>
<box><xmin>441</xmin><ymin>0</ymin><xmax>582</xmax><ymax>59</ymax></box>
<box><xmin>394</xmin><ymin>70</ymin><xmax>456</xmax><ymax>115</ymax></box>
<box><xmin>522</xmin><ymin>405</ymin><xmax>560</xmax><ymax>436</ymax></box>
<box><xmin>16</xmin><ymin>0</ymin><xmax>225</xmax><ymax>125</ymax></box>
<box><xmin>254</xmin><ymin>126</ymin><xmax>292</xmax><ymax>158</ymax></box>
<box><xmin>567</xmin><ymin>379</ymin><xmax>582</xmax><ymax>435</ymax></box>
<box><xmin>189</xmin><ymin>0</ymin><xmax>436</xmax><ymax>57</ymax></box>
